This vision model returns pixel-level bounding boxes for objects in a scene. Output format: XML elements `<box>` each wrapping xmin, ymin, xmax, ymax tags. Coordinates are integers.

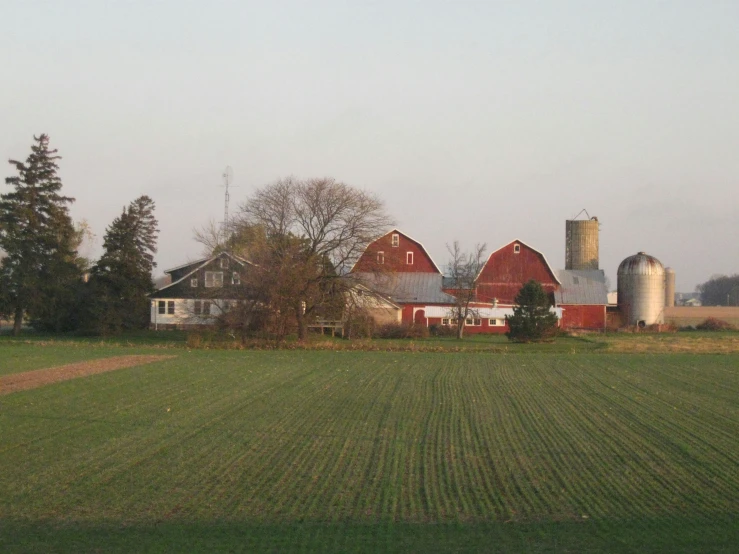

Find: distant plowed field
<box><xmin>665</xmin><ymin>306</ymin><xmax>739</xmax><ymax>326</ymax></box>
<box><xmin>1</xmin><ymin>347</ymin><xmax>738</xmax><ymax>552</ymax></box>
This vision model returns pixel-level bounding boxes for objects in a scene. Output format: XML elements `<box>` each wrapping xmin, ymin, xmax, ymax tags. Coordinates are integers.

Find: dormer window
<box><xmin>377</xmin><ymin>251</ymin><xmax>384</xmax><ymax>264</ymax></box>
<box><xmin>190</xmin><ymin>278</ymin><xmax>198</xmax><ymax>287</ymax></box>
<box><xmin>406</xmin><ymin>252</ymin><xmax>414</xmax><ymax>265</ymax></box>
<box><xmin>205</xmin><ymin>271</ymin><xmax>224</xmax><ymax>288</ymax></box>
<box><xmin>391</xmin><ymin>233</ymin><xmax>399</xmax><ymax>247</ymax></box>
<box><xmin>220</xmin><ymin>257</ymin><xmax>229</xmax><ymax>269</ymax></box>
<box><xmin>513</xmin><ymin>244</ymin><xmax>521</xmax><ymax>254</ymax></box>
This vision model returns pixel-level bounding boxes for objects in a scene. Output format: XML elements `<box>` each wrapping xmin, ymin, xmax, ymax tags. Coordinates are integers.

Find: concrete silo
<box><xmin>565</xmin><ymin>218</ymin><xmax>599</xmax><ymax>270</ymax></box>
<box><xmin>664</xmin><ymin>267</ymin><xmax>675</xmax><ymax>308</ymax></box>
<box><xmin>617</xmin><ymin>252</ymin><xmax>666</xmax><ymax>326</ymax></box>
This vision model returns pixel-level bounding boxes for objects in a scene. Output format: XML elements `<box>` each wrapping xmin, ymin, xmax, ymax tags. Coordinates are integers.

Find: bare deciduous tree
<box><xmin>205</xmin><ymin>177</ymin><xmax>393</xmax><ymax>340</ymax></box>
<box><xmin>445</xmin><ymin>241</ymin><xmax>487</xmax><ymax>339</ymax></box>
<box><xmin>192</xmin><ymin>218</ymin><xmax>225</xmax><ymax>258</ymax></box>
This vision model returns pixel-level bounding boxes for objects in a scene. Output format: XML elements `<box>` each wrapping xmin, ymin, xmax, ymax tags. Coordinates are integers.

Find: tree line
<box><xmin>0</xmin><ymin>135</ymin><xmax>158</xmax><ymax>335</ymax></box>
<box><xmin>697</xmin><ymin>274</ymin><xmax>739</xmax><ymax>306</ymax></box>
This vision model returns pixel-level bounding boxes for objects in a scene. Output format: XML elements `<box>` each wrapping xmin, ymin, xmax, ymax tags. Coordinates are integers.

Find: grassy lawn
<box><xmin>1</xmin><ymin>344</ymin><xmax>738</xmax><ymax>551</ymax></box>
<box><xmin>3</xmin><ymin>327</ymin><xmax>738</xmax><ymax>354</ymax></box>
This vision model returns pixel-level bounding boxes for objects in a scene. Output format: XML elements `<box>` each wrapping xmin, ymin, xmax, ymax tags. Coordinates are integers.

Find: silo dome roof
<box><xmin>617</xmin><ymin>252</ymin><xmax>665</xmax><ymax>276</ymax></box>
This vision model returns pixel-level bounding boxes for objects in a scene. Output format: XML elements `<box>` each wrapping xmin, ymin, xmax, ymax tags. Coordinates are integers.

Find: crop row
<box><xmin>1</xmin><ymin>351</ymin><xmax>737</xmax><ymax>525</ymax></box>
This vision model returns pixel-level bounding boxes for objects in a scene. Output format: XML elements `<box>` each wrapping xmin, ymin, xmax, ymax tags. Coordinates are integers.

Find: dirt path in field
<box><xmin>0</xmin><ymin>355</ymin><xmax>176</xmax><ymax>395</ymax></box>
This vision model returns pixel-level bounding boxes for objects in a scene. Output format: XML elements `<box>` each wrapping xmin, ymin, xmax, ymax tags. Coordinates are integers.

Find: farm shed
<box><xmin>351</xmin><ymin>272</ymin><xmax>457</xmax><ymax>325</ymax></box>
<box><xmin>343</xmin><ymin>281</ymin><xmax>402</xmax><ymax>325</ymax></box>
<box><xmin>554</xmin><ymin>269</ymin><xmax>608</xmax><ymax>330</ymax></box>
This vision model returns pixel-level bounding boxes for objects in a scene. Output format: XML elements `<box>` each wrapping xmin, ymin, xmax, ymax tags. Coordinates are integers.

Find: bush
<box><xmin>429</xmin><ymin>324</ymin><xmax>457</xmax><ymax>337</ymax></box>
<box><xmin>345</xmin><ymin>315</ymin><xmax>375</xmax><ymax>339</ymax></box>
<box><xmin>696</xmin><ymin>317</ymin><xmax>736</xmax><ymax>331</ymax></box>
<box><xmin>377</xmin><ymin>323</ymin><xmax>429</xmax><ymax>339</ymax></box>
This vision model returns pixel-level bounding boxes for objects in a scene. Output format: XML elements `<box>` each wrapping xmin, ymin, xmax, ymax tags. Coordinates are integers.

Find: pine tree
<box><xmin>83</xmin><ymin>196</ymin><xmax>158</xmax><ymax>334</ymax></box>
<box><xmin>0</xmin><ymin>134</ymin><xmax>81</xmax><ymax>334</ymax></box>
<box><xmin>506</xmin><ymin>280</ymin><xmax>559</xmax><ymax>343</ymax></box>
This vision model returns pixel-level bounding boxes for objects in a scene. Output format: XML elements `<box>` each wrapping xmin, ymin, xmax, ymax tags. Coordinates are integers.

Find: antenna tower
<box><xmin>222</xmin><ymin>166</ymin><xmax>234</xmax><ymax>235</ymax></box>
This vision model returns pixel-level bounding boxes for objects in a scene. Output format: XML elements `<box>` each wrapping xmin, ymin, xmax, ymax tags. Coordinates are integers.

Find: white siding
<box><xmin>150</xmin><ymin>298</ymin><xmax>233</xmax><ymax>327</ymax></box>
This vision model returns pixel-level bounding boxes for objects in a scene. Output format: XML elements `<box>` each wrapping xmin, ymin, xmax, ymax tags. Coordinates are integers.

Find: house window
<box><xmin>489</xmin><ymin>318</ymin><xmax>504</xmax><ymax>327</ymax></box>
<box><xmin>441</xmin><ymin>318</ymin><xmax>450</xmax><ymax>325</ymax></box>
<box><xmin>232</xmin><ymin>272</ymin><xmax>240</xmax><ymax>285</ymax></box>
<box><xmin>203</xmin><ymin>300</ymin><xmax>211</xmax><ymax>315</ymax></box>
<box><xmin>190</xmin><ymin>278</ymin><xmax>198</xmax><ymax>287</ymax></box>
<box><xmin>220</xmin><ymin>257</ymin><xmax>229</xmax><ymax>269</ymax></box>
<box><xmin>406</xmin><ymin>252</ymin><xmax>414</xmax><ymax>265</ymax></box>
<box><xmin>167</xmin><ymin>301</ymin><xmax>175</xmax><ymax>315</ymax></box>
<box><xmin>194</xmin><ymin>300</ymin><xmax>211</xmax><ymax>316</ymax></box>
<box><xmin>205</xmin><ymin>271</ymin><xmax>224</xmax><ymax>288</ymax></box>
<box><xmin>194</xmin><ymin>300</ymin><xmax>202</xmax><ymax>315</ymax></box>
<box><xmin>158</xmin><ymin>301</ymin><xmax>166</xmax><ymax>314</ymax></box>
<box><xmin>377</xmin><ymin>251</ymin><xmax>384</xmax><ymax>264</ymax></box>
<box><xmin>513</xmin><ymin>244</ymin><xmax>521</xmax><ymax>254</ymax></box>
<box><xmin>391</xmin><ymin>233</ymin><xmax>399</xmax><ymax>247</ymax></box>
<box><xmin>465</xmin><ymin>318</ymin><xmax>481</xmax><ymax>326</ymax></box>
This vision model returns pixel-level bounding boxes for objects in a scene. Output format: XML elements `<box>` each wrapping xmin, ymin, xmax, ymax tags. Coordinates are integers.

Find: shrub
<box><xmin>429</xmin><ymin>324</ymin><xmax>457</xmax><ymax>337</ymax></box>
<box><xmin>186</xmin><ymin>332</ymin><xmax>204</xmax><ymax>349</ymax></box>
<box><xmin>345</xmin><ymin>315</ymin><xmax>375</xmax><ymax>339</ymax></box>
<box><xmin>377</xmin><ymin>323</ymin><xmax>429</xmax><ymax>339</ymax></box>
<box><xmin>696</xmin><ymin>317</ymin><xmax>736</xmax><ymax>331</ymax></box>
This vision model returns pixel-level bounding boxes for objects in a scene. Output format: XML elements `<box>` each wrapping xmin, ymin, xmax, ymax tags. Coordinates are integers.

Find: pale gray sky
<box><xmin>2</xmin><ymin>1</ymin><xmax>738</xmax><ymax>291</ymax></box>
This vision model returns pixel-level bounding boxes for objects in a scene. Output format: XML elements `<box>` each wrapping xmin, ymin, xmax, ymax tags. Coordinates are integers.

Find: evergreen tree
<box><xmin>0</xmin><ymin>134</ymin><xmax>81</xmax><ymax>334</ymax></box>
<box><xmin>84</xmin><ymin>196</ymin><xmax>158</xmax><ymax>334</ymax></box>
<box><xmin>506</xmin><ymin>280</ymin><xmax>559</xmax><ymax>343</ymax></box>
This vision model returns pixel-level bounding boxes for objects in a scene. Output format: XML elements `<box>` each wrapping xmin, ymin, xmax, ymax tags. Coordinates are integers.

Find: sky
<box><xmin>2</xmin><ymin>0</ymin><xmax>738</xmax><ymax>292</ymax></box>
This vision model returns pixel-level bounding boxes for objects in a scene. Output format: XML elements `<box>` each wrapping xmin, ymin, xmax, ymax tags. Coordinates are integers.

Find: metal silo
<box><xmin>664</xmin><ymin>267</ymin><xmax>675</xmax><ymax>308</ymax></box>
<box><xmin>617</xmin><ymin>252</ymin><xmax>666</xmax><ymax>326</ymax></box>
<box><xmin>565</xmin><ymin>218</ymin><xmax>599</xmax><ymax>270</ymax></box>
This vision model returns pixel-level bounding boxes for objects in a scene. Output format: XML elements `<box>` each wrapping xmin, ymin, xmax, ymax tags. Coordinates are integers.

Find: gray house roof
<box><xmin>351</xmin><ymin>272</ymin><xmax>457</xmax><ymax>304</ymax></box>
<box><xmin>554</xmin><ymin>269</ymin><xmax>608</xmax><ymax>305</ymax></box>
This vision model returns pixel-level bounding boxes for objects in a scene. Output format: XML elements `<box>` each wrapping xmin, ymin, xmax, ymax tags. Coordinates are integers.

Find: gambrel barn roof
<box><xmin>476</xmin><ymin>239</ymin><xmax>561</xmax><ymax>284</ymax></box>
<box><xmin>351</xmin><ymin>229</ymin><xmax>442</xmax><ymax>274</ymax></box>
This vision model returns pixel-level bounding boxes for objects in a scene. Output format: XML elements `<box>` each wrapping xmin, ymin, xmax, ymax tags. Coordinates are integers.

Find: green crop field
<box><xmin>1</xmin><ymin>341</ymin><xmax>738</xmax><ymax>552</ymax></box>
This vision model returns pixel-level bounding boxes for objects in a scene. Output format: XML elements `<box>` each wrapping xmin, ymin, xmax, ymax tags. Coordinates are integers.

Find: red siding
<box><xmin>476</xmin><ymin>241</ymin><xmax>558</xmax><ymax>304</ymax></box>
<box><xmin>353</xmin><ymin>230</ymin><xmax>439</xmax><ymax>273</ymax></box>
<box><xmin>560</xmin><ymin>304</ymin><xmax>606</xmax><ymax>330</ymax></box>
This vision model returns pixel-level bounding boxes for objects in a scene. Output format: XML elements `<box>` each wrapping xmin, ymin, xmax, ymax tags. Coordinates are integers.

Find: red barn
<box><xmin>351</xmin><ymin>230</ymin><xmax>456</xmax><ymax>326</ymax></box>
<box><xmin>475</xmin><ymin>239</ymin><xmax>560</xmax><ymax>304</ymax></box>
<box><xmin>351</xmin><ymin>233</ymin><xmax>605</xmax><ymax>333</ymax></box>
<box><xmin>351</xmin><ymin>229</ymin><xmax>441</xmax><ymax>274</ymax></box>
